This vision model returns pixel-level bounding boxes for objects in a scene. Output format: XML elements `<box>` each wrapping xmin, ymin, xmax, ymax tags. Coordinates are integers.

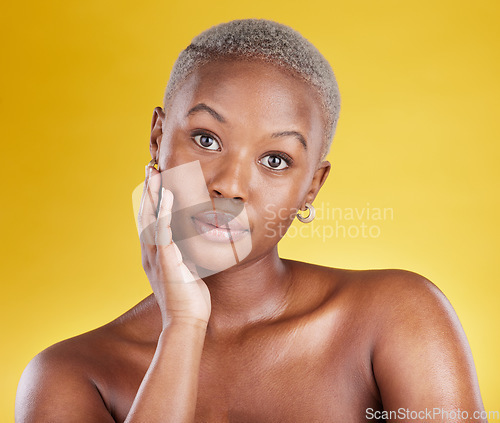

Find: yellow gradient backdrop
<box><xmin>1</xmin><ymin>0</ymin><xmax>499</xmax><ymax>420</ymax></box>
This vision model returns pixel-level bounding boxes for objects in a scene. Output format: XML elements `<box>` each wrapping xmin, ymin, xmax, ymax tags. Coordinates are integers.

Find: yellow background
<box><xmin>1</xmin><ymin>0</ymin><xmax>499</xmax><ymax>420</ymax></box>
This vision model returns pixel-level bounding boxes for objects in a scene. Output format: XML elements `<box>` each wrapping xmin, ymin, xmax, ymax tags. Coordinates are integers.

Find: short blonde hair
<box><xmin>164</xmin><ymin>18</ymin><xmax>341</xmax><ymax>160</ymax></box>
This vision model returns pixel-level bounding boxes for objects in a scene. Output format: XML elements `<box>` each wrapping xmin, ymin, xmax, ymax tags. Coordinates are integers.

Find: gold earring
<box><xmin>146</xmin><ymin>159</ymin><xmax>158</xmax><ymax>169</ymax></box>
<box><xmin>297</xmin><ymin>203</ymin><xmax>315</xmax><ymax>223</ymax></box>
<box><xmin>145</xmin><ymin>159</ymin><xmax>158</xmax><ymax>177</ymax></box>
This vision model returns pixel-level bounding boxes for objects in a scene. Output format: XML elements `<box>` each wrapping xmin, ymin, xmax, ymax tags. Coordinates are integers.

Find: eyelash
<box><xmin>190</xmin><ymin>131</ymin><xmax>294</xmax><ymax>170</ymax></box>
<box><xmin>261</xmin><ymin>152</ymin><xmax>293</xmax><ymax>169</ymax></box>
<box><xmin>191</xmin><ymin>131</ymin><xmax>221</xmax><ymax>151</ymax></box>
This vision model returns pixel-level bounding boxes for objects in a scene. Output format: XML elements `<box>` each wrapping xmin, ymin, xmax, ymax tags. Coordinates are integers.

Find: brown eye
<box><xmin>267</xmin><ymin>156</ymin><xmax>281</xmax><ymax>168</ymax></box>
<box><xmin>193</xmin><ymin>134</ymin><xmax>220</xmax><ymax>151</ymax></box>
<box><xmin>260</xmin><ymin>154</ymin><xmax>290</xmax><ymax>170</ymax></box>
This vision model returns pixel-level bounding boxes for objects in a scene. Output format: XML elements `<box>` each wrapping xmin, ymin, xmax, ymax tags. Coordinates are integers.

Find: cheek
<box><xmin>160</xmin><ymin>135</ymin><xmax>191</xmax><ymax>169</ymax></box>
<box><xmin>253</xmin><ymin>197</ymin><xmax>300</xmax><ymax>243</ymax></box>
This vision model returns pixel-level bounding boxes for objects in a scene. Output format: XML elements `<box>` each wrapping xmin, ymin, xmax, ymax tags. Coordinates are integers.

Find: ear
<box><xmin>150</xmin><ymin>106</ymin><xmax>166</xmax><ymax>164</ymax></box>
<box><xmin>300</xmin><ymin>160</ymin><xmax>331</xmax><ymax>210</ymax></box>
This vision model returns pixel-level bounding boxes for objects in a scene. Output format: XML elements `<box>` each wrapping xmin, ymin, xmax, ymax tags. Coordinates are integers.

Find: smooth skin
<box><xmin>16</xmin><ymin>60</ymin><xmax>486</xmax><ymax>422</ymax></box>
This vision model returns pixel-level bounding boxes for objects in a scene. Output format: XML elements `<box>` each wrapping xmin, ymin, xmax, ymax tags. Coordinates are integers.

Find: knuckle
<box><xmin>157</xmin><ymin>242</ymin><xmax>183</xmax><ymax>266</ymax></box>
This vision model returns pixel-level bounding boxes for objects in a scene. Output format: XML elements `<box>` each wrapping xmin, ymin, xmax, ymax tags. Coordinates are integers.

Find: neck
<box><xmin>201</xmin><ymin>246</ymin><xmax>293</xmax><ymax>338</ymax></box>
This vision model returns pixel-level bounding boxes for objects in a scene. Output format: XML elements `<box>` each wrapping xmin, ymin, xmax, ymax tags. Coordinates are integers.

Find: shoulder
<box><xmin>311</xmin><ymin>264</ymin><xmax>485</xmax><ymax>411</ymax></box>
<box><xmin>316</xmin><ymin>266</ymin><xmax>464</xmax><ymax>350</ymax></box>
<box><xmin>288</xmin><ymin>260</ymin><xmax>443</xmax><ymax>317</ymax></box>
<box><xmin>17</xmin><ymin>328</ymin><xmax>106</xmax><ymax>391</ymax></box>
<box><xmin>290</xmin><ymin>261</ymin><xmax>470</xmax><ymax>361</ymax></box>
<box><xmin>335</xmin><ymin>268</ymin><xmax>485</xmax><ymax>412</ymax></box>
<box><xmin>15</xmin><ymin>296</ymin><xmax>157</xmax><ymax>422</ymax></box>
<box><xmin>284</xmin><ymin>260</ymin><xmax>448</xmax><ymax>336</ymax></box>
<box><xmin>342</xmin><ymin>268</ymin><xmax>461</xmax><ymax>340</ymax></box>
<box><xmin>307</xmin><ymin>264</ymin><xmax>450</xmax><ymax>319</ymax></box>
<box><xmin>349</xmin><ymin>267</ymin><xmax>450</xmax><ymax>316</ymax></box>
<box><xmin>15</xmin><ymin>328</ymin><xmax>115</xmax><ymax>422</ymax></box>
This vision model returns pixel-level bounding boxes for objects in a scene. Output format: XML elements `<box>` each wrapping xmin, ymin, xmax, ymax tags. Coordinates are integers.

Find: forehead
<box><xmin>167</xmin><ymin>59</ymin><xmax>325</xmax><ymax>155</ymax></box>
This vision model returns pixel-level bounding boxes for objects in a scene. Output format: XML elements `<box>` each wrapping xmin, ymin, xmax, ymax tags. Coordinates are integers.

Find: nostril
<box><xmin>211</xmin><ymin>190</ymin><xmax>243</xmax><ymax>202</ymax></box>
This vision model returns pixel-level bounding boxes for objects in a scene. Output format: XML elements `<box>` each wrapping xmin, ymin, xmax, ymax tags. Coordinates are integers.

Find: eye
<box><xmin>260</xmin><ymin>153</ymin><xmax>292</xmax><ymax>170</ymax></box>
<box><xmin>192</xmin><ymin>133</ymin><xmax>221</xmax><ymax>151</ymax></box>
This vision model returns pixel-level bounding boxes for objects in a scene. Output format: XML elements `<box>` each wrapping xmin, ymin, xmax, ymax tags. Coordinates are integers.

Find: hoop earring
<box><xmin>146</xmin><ymin>159</ymin><xmax>158</xmax><ymax>170</ymax></box>
<box><xmin>297</xmin><ymin>202</ymin><xmax>315</xmax><ymax>223</ymax></box>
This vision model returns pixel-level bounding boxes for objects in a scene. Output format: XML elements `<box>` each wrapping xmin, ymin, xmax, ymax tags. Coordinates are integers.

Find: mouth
<box><xmin>191</xmin><ymin>210</ymin><xmax>250</xmax><ymax>243</ymax></box>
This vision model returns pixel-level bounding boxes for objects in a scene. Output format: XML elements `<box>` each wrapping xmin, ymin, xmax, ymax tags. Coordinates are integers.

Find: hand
<box><xmin>137</xmin><ymin>165</ymin><xmax>211</xmax><ymax>328</ymax></box>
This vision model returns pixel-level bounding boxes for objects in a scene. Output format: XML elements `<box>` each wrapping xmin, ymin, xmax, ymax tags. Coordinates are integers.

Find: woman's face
<box><xmin>152</xmin><ymin>59</ymin><xmax>330</xmax><ymax>274</ymax></box>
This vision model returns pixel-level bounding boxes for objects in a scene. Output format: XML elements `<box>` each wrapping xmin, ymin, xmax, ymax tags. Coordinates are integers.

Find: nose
<box><xmin>205</xmin><ymin>153</ymin><xmax>249</xmax><ymax>201</ymax></box>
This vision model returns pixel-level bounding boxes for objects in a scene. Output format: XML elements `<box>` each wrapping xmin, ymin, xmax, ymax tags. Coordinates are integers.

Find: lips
<box><xmin>191</xmin><ymin>210</ymin><xmax>250</xmax><ymax>243</ymax></box>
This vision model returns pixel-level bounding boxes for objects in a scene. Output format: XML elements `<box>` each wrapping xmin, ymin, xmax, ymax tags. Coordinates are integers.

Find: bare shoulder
<box><xmin>344</xmin><ymin>267</ymin><xmax>451</xmax><ymax>316</ymax></box>
<box><xmin>16</xmin><ymin>328</ymin><xmax>114</xmax><ymax>422</ymax></box>
<box><xmin>311</xmin><ymin>264</ymin><xmax>466</xmax><ymax>350</ymax></box>
<box><xmin>333</xmin><ymin>266</ymin><xmax>485</xmax><ymax>413</ymax></box>
<box><xmin>338</xmin><ymin>267</ymin><xmax>462</xmax><ymax>339</ymax></box>
<box><xmin>293</xmin><ymin>262</ymin><xmax>485</xmax><ymax>412</ymax></box>
<box><xmin>286</xmin><ymin>259</ymin><xmax>444</xmax><ymax>318</ymax></box>
<box><xmin>15</xmin><ymin>296</ymin><xmax>158</xmax><ymax>423</ymax></box>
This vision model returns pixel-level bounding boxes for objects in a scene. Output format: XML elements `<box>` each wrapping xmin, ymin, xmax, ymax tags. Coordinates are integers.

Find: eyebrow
<box><xmin>271</xmin><ymin>131</ymin><xmax>307</xmax><ymax>150</ymax></box>
<box><xmin>186</xmin><ymin>103</ymin><xmax>226</xmax><ymax>123</ymax></box>
<box><xmin>186</xmin><ymin>103</ymin><xmax>307</xmax><ymax>150</ymax></box>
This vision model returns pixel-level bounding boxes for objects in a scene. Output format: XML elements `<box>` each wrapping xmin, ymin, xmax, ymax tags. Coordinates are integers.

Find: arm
<box><xmin>125</xmin><ymin>165</ymin><xmax>211</xmax><ymax>422</ymax></box>
<box><xmin>372</xmin><ymin>271</ymin><xmax>486</xmax><ymax>422</ymax></box>
<box><xmin>124</xmin><ymin>321</ymin><xmax>207</xmax><ymax>423</ymax></box>
<box><xmin>16</xmin><ymin>165</ymin><xmax>211</xmax><ymax>422</ymax></box>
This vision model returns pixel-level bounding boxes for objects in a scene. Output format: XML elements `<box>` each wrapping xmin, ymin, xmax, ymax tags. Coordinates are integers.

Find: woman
<box><xmin>16</xmin><ymin>19</ymin><xmax>486</xmax><ymax>422</ymax></box>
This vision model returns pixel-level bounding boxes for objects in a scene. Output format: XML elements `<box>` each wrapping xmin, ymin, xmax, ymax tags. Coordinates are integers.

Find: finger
<box><xmin>137</xmin><ymin>164</ymin><xmax>151</xmax><ymax>235</ymax></box>
<box><xmin>155</xmin><ymin>187</ymin><xmax>173</xmax><ymax>246</ymax></box>
<box><xmin>152</xmin><ymin>188</ymin><xmax>195</xmax><ymax>284</ymax></box>
<box><xmin>139</xmin><ymin>166</ymin><xmax>162</xmax><ymax>245</ymax></box>
<box><xmin>184</xmin><ymin>257</ymin><xmax>201</xmax><ymax>280</ymax></box>
<box><xmin>156</xmin><ymin>241</ymin><xmax>198</xmax><ymax>284</ymax></box>
<box><xmin>144</xmin><ymin>166</ymin><xmax>162</xmax><ymax>225</ymax></box>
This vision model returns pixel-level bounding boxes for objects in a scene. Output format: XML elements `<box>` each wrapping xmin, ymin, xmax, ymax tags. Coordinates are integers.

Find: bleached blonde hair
<box><xmin>164</xmin><ymin>18</ymin><xmax>341</xmax><ymax>160</ymax></box>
